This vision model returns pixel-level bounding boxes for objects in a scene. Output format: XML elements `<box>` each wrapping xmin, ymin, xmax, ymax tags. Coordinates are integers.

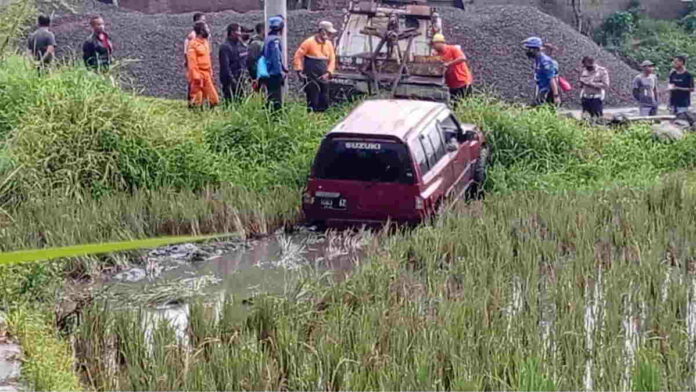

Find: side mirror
<box><xmin>462</xmin><ymin>130</ymin><xmax>478</xmax><ymax>142</ymax></box>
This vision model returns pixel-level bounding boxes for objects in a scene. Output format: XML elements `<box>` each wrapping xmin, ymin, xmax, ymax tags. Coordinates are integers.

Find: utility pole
<box><xmin>265</xmin><ymin>0</ymin><xmax>288</xmax><ymax>95</ymax></box>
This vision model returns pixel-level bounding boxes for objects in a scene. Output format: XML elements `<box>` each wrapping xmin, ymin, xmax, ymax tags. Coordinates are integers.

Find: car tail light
<box><xmin>415</xmin><ymin>196</ymin><xmax>424</xmax><ymax>210</ymax></box>
<box><xmin>303</xmin><ymin>192</ymin><xmax>314</xmax><ymax>205</ymax></box>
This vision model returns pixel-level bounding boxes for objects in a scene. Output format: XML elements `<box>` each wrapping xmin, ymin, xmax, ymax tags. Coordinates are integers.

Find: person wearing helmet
<box><xmin>522</xmin><ymin>37</ymin><xmax>560</xmax><ymax>107</ymax></box>
<box><xmin>263</xmin><ymin>15</ymin><xmax>288</xmax><ymax>111</ymax></box>
<box><xmin>432</xmin><ymin>33</ymin><xmax>473</xmax><ymax>104</ymax></box>
<box><xmin>293</xmin><ymin>21</ymin><xmax>337</xmax><ymax>112</ymax></box>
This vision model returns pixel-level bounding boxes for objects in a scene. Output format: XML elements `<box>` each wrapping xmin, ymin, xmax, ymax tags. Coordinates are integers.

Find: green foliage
<box><xmin>596</xmin><ymin>11</ymin><xmax>696</xmax><ymax>77</ymax></box>
<box><xmin>633</xmin><ymin>353</ymin><xmax>664</xmax><ymax>391</ymax></box>
<box><xmin>7</xmin><ymin>307</ymin><xmax>81</xmax><ymax>391</ymax></box>
<box><xmin>680</xmin><ymin>11</ymin><xmax>696</xmax><ymax>33</ymax></box>
<box><xmin>517</xmin><ymin>359</ymin><xmax>557</xmax><ymax>391</ymax></box>
<box><xmin>0</xmin><ymin>56</ymin><xmax>341</xmax><ymax>201</ymax></box>
<box><xmin>595</xmin><ymin>11</ymin><xmax>635</xmax><ymax>48</ymax></box>
<box><xmin>74</xmin><ymin>175</ymin><xmax>696</xmax><ymax>390</ymax></box>
<box><xmin>0</xmin><ymin>0</ymin><xmax>36</xmax><ymax>57</ymax></box>
<box><xmin>454</xmin><ymin>97</ymin><xmax>696</xmax><ymax>193</ymax></box>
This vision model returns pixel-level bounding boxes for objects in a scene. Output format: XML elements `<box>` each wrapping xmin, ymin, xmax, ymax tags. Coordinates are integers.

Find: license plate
<box><xmin>319</xmin><ymin>197</ymin><xmax>347</xmax><ymax>210</ymax></box>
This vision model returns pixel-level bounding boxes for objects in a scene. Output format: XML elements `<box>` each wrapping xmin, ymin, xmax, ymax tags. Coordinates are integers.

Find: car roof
<box><xmin>329</xmin><ymin>100</ymin><xmax>448</xmax><ymax>141</ymax></box>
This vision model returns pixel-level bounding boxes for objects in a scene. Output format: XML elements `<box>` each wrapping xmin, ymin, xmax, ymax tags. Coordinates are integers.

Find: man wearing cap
<box><xmin>263</xmin><ymin>15</ymin><xmax>288</xmax><ymax>111</ymax></box>
<box><xmin>522</xmin><ymin>37</ymin><xmax>560</xmax><ymax>107</ymax></box>
<box><xmin>632</xmin><ymin>61</ymin><xmax>659</xmax><ymax>116</ymax></box>
<box><xmin>293</xmin><ymin>21</ymin><xmax>337</xmax><ymax>112</ymax></box>
<box><xmin>432</xmin><ymin>33</ymin><xmax>473</xmax><ymax>103</ymax></box>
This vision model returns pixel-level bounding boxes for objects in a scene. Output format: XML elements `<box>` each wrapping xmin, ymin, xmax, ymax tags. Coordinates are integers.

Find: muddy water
<box><xmin>100</xmin><ymin>231</ymin><xmax>370</xmax><ymax>344</ymax></box>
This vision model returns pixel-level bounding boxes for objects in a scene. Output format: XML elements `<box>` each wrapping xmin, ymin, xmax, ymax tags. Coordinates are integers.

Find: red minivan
<box><xmin>303</xmin><ymin>100</ymin><xmax>488</xmax><ymax>227</ymax></box>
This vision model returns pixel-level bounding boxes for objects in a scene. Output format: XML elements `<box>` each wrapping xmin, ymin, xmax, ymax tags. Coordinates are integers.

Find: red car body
<box><xmin>303</xmin><ymin>100</ymin><xmax>487</xmax><ymax>227</ymax></box>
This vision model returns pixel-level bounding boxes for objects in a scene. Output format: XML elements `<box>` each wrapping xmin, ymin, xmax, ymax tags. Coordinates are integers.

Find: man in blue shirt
<box><xmin>263</xmin><ymin>16</ymin><xmax>288</xmax><ymax>111</ymax></box>
<box><xmin>523</xmin><ymin>37</ymin><xmax>560</xmax><ymax>107</ymax></box>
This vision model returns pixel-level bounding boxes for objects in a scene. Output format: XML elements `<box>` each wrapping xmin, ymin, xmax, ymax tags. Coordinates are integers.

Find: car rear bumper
<box><xmin>303</xmin><ymin>206</ymin><xmax>423</xmax><ymax>228</ymax></box>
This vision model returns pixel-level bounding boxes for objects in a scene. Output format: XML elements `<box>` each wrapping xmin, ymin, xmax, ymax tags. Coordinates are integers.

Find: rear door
<box><xmin>439</xmin><ymin>113</ymin><xmax>480</xmax><ymax>197</ymax></box>
<box><xmin>410</xmin><ymin>120</ymin><xmax>455</xmax><ymax>210</ymax></box>
<box><xmin>311</xmin><ymin>137</ymin><xmax>418</xmax><ymax>219</ymax></box>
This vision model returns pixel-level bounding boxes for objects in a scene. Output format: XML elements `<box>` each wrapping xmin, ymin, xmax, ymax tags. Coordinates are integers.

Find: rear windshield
<box><xmin>313</xmin><ymin>138</ymin><xmax>415</xmax><ymax>184</ymax></box>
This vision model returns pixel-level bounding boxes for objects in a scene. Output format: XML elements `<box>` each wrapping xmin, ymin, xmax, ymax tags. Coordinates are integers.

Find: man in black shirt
<box><xmin>219</xmin><ymin>23</ymin><xmax>249</xmax><ymax>103</ymax></box>
<box><xmin>668</xmin><ymin>55</ymin><xmax>695</xmax><ymax>115</ymax></box>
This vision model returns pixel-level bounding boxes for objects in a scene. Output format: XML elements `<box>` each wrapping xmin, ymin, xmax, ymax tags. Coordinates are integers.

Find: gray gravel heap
<box><xmin>51</xmin><ymin>2</ymin><xmax>636</xmax><ymax>106</ymax></box>
<box><xmin>442</xmin><ymin>5</ymin><xmax>636</xmax><ymax>106</ymax></box>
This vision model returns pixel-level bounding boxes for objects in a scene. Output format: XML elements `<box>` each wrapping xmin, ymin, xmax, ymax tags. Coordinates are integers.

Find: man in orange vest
<box><xmin>432</xmin><ymin>33</ymin><xmax>473</xmax><ymax>104</ymax></box>
<box><xmin>187</xmin><ymin>21</ymin><xmax>219</xmax><ymax>108</ymax></box>
<box><xmin>293</xmin><ymin>21</ymin><xmax>337</xmax><ymax>112</ymax></box>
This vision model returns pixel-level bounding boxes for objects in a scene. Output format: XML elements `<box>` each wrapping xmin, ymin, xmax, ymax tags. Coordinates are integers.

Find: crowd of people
<box><xmin>25</xmin><ymin>13</ymin><xmax>694</xmax><ymax>117</ymax></box>
<box><xmin>521</xmin><ymin>36</ymin><xmax>694</xmax><ymax>118</ymax></box>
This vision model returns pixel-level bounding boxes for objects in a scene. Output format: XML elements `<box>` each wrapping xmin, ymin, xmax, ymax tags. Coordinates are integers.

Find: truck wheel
<box><xmin>466</xmin><ymin>146</ymin><xmax>490</xmax><ymax>200</ymax></box>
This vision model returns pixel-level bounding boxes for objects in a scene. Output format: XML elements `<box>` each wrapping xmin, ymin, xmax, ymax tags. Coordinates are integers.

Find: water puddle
<box><xmin>93</xmin><ymin>230</ymin><xmax>371</xmax><ymax>347</ymax></box>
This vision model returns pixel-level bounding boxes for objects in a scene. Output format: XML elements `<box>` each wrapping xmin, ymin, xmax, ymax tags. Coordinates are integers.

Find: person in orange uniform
<box><xmin>293</xmin><ymin>21</ymin><xmax>337</xmax><ymax>112</ymax></box>
<box><xmin>187</xmin><ymin>21</ymin><xmax>219</xmax><ymax>108</ymax></box>
<box><xmin>432</xmin><ymin>33</ymin><xmax>473</xmax><ymax>104</ymax></box>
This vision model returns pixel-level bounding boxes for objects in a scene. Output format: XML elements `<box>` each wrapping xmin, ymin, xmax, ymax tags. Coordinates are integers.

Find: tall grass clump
<box><xmin>1</xmin><ymin>57</ymin><xmax>222</xmax><ymax>200</ymax></box>
<box><xmin>0</xmin><ymin>55</ymin><xmax>348</xmax><ymax>202</ymax></box>
<box><xmin>455</xmin><ymin>97</ymin><xmax>696</xmax><ymax>192</ymax></box>
<box><xmin>8</xmin><ymin>306</ymin><xmax>81</xmax><ymax>391</ymax></box>
<box><xmin>0</xmin><ymin>0</ymin><xmax>35</xmax><ymax>58</ymax></box>
<box><xmin>74</xmin><ymin>175</ymin><xmax>696</xmax><ymax>390</ymax></box>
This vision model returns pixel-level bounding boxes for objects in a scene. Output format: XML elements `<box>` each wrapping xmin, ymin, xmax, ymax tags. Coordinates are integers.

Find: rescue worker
<box><xmin>27</xmin><ymin>15</ymin><xmax>56</xmax><ymax>67</ymax></box>
<box><xmin>263</xmin><ymin>15</ymin><xmax>287</xmax><ymax>111</ymax></box>
<box><xmin>83</xmin><ymin>15</ymin><xmax>113</xmax><ymax>71</ymax></box>
<box><xmin>184</xmin><ymin>13</ymin><xmax>205</xmax><ymax>102</ymax></box>
<box><xmin>247</xmin><ymin>23</ymin><xmax>265</xmax><ymax>90</ymax></box>
<box><xmin>293</xmin><ymin>21</ymin><xmax>337</xmax><ymax>112</ymax></box>
<box><xmin>219</xmin><ymin>23</ymin><xmax>249</xmax><ymax>103</ymax></box>
<box><xmin>579</xmin><ymin>56</ymin><xmax>610</xmax><ymax>118</ymax></box>
<box><xmin>187</xmin><ymin>21</ymin><xmax>219</xmax><ymax>108</ymax></box>
<box><xmin>632</xmin><ymin>60</ymin><xmax>659</xmax><ymax>117</ymax></box>
<box><xmin>522</xmin><ymin>37</ymin><xmax>560</xmax><ymax>107</ymax></box>
<box><xmin>431</xmin><ymin>33</ymin><xmax>473</xmax><ymax>103</ymax></box>
<box><xmin>184</xmin><ymin>13</ymin><xmax>206</xmax><ymax>64</ymax></box>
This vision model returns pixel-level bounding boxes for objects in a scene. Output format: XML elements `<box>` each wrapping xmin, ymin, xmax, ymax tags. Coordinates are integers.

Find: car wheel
<box><xmin>466</xmin><ymin>146</ymin><xmax>490</xmax><ymax>200</ymax></box>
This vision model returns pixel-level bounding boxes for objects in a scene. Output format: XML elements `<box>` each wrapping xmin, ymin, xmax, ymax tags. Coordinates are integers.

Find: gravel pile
<box><xmin>441</xmin><ymin>5</ymin><xmax>637</xmax><ymax>106</ymax></box>
<box><xmin>50</xmin><ymin>2</ymin><xmax>637</xmax><ymax>106</ymax></box>
<box><xmin>52</xmin><ymin>2</ymin><xmax>342</xmax><ymax>99</ymax></box>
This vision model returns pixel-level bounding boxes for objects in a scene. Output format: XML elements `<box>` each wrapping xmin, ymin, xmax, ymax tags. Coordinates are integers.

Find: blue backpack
<box><xmin>256</xmin><ymin>56</ymin><xmax>270</xmax><ymax>79</ymax></box>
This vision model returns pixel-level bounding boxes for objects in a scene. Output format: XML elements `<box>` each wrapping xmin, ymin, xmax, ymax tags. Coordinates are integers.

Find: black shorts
<box><xmin>581</xmin><ymin>97</ymin><xmax>604</xmax><ymax>118</ymax></box>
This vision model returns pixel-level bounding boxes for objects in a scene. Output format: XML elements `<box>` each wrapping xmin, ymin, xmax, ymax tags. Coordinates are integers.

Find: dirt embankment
<box><xmin>50</xmin><ymin>2</ymin><xmax>636</xmax><ymax>106</ymax></box>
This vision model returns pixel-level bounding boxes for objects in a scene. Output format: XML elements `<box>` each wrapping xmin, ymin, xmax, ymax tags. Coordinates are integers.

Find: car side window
<box><xmin>421</xmin><ymin>123</ymin><xmax>446</xmax><ymax>168</ymax></box>
<box><xmin>439</xmin><ymin>115</ymin><xmax>461</xmax><ymax>141</ymax></box>
<box><xmin>410</xmin><ymin>139</ymin><xmax>430</xmax><ymax>175</ymax></box>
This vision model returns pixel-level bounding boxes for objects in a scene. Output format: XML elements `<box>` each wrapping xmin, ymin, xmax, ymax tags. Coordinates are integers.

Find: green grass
<box><xmin>596</xmin><ymin>13</ymin><xmax>696</xmax><ymax>78</ymax></box>
<box><xmin>73</xmin><ymin>175</ymin><xmax>696</xmax><ymax>390</ymax></box>
<box><xmin>7</xmin><ymin>306</ymin><xmax>81</xmax><ymax>391</ymax></box>
<box><xmin>455</xmin><ymin>97</ymin><xmax>696</xmax><ymax>192</ymax></box>
<box><xmin>1</xmin><ymin>45</ymin><xmax>696</xmax><ymax>391</ymax></box>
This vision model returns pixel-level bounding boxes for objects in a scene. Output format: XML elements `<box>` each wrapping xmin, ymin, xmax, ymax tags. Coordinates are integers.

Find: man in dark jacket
<box><xmin>247</xmin><ymin>22</ymin><xmax>265</xmax><ymax>89</ymax></box>
<box><xmin>219</xmin><ymin>23</ymin><xmax>249</xmax><ymax>102</ymax></box>
<box><xmin>82</xmin><ymin>15</ymin><xmax>112</xmax><ymax>71</ymax></box>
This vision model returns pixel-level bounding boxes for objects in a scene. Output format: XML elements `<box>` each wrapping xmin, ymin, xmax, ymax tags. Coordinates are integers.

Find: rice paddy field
<box><xmin>2</xmin><ymin>1</ymin><xmax>696</xmax><ymax>389</ymax></box>
<box><xmin>70</xmin><ymin>176</ymin><xmax>696</xmax><ymax>391</ymax></box>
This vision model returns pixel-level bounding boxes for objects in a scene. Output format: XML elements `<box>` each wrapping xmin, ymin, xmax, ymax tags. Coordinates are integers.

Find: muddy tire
<box><xmin>466</xmin><ymin>146</ymin><xmax>490</xmax><ymax>200</ymax></box>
